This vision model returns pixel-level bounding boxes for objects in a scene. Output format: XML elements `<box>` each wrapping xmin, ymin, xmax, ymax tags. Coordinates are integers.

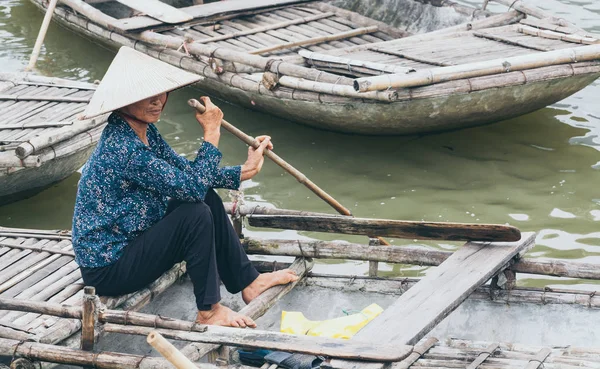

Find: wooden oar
<box><xmin>188</xmin><ymin>98</ymin><xmax>391</xmax><ymax>246</ymax></box>
<box><xmin>188</xmin><ymin>99</ymin><xmax>354</xmax><ymax>208</ymax></box>
<box><xmin>25</xmin><ymin>0</ymin><xmax>59</xmax><ymax>71</ymax></box>
<box><xmin>247</xmin><ymin>214</ymin><xmax>522</xmax><ymax>242</ymax></box>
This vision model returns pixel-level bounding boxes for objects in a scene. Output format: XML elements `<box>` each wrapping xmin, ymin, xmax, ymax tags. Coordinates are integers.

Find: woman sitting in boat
<box><xmin>72</xmin><ymin>46</ymin><xmax>298</xmax><ymax>328</ymax></box>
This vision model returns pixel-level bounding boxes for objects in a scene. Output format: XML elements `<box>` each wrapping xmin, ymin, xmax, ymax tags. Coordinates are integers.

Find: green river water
<box><xmin>0</xmin><ymin>0</ymin><xmax>599</xmax><ymax>288</ymax></box>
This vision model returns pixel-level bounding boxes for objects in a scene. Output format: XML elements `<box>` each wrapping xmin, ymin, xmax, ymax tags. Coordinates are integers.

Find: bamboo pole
<box><xmin>187</xmin><ymin>98</ymin><xmax>351</xmax><ymax>216</ymax></box>
<box><xmin>0</xmin><ymin>337</ymin><xmax>209</xmax><ymax>369</ymax></box>
<box><xmin>243</xmin><ymin>238</ymin><xmax>600</xmax><ymax>280</ymax></box>
<box><xmin>249</xmin><ymin>26</ymin><xmax>378</xmax><ymax>55</ymax></box>
<box><xmin>298</xmin><ymin>49</ymin><xmax>414</xmax><ymax>75</ymax></box>
<box><xmin>135</xmin><ymin>31</ymin><xmax>353</xmax><ymax>85</ymax></box>
<box><xmin>80</xmin><ymin>286</ymin><xmax>96</xmax><ymax>351</ymax></box>
<box><xmin>147</xmin><ymin>331</ymin><xmax>197</xmax><ymax>369</ymax></box>
<box><xmin>277</xmin><ymin>76</ymin><xmax>397</xmax><ymax>102</ymax></box>
<box><xmin>108</xmin><ymin>324</ymin><xmax>410</xmax><ymax>362</ymax></box>
<box><xmin>354</xmin><ymin>44</ymin><xmax>600</xmax><ymax>92</ymax></box>
<box><xmin>0</xmin><ymin>95</ymin><xmax>90</xmax><ymax>103</ymax></box>
<box><xmin>0</xmin><ymin>122</ymin><xmax>73</xmax><ymax>130</ymax></box>
<box><xmin>518</xmin><ymin>24</ymin><xmax>600</xmax><ymax>45</ymax></box>
<box><xmin>15</xmin><ymin>116</ymin><xmax>106</xmax><ymax>159</ymax></box>
<box><xmin>194</xmin><ymin>12</ymin><xmax>335</xmax><ymax>44</ymax></box>
<box><xmin>25</xmin><ymin>0</ymin><xmax>59</xmax><ymax>71</ymax></box>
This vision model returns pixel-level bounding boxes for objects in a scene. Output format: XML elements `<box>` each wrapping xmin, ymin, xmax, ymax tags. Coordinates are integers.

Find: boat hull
<box><xmin>203</xmin><ymin>72</ymin><xmax>600</xmax><ymax>135</ymax></box>
<box><xmin>32</xmin><ymin>0</ymin><xmax>600</xmax><ymax>135</ymax></box>
<box><xmin>0</xmin><ymin>145</ymin><xmax>95</xmax><ymax>206</ymax></box>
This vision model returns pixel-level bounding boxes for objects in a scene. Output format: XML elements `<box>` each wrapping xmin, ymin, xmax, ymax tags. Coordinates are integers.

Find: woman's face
<box><xmin>121</xmin><ymin>93</ymin><xmax>167</xmax><ymax>123</ymax></box>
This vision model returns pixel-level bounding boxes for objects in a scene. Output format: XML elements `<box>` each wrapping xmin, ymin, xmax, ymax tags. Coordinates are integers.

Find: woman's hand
<box><xmin>195</xmin><ymin>96</ymin><xmax>223</xmax><ymax>147</ymax></box>
<box><xmin>241</xmin><ymin>136</ymin><xmax>273</xmax><ymax>181</ymax></box>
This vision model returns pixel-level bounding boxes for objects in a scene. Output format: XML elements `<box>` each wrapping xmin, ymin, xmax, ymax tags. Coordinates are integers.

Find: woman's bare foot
<box><xmin>196</xmin><ymin>303</ymin><xmax>256</xmax><ymax>328</ymax></box>
<box><xmin>242</xmin><ymin>269</ymin><xmax>299</xmax><ymax>304</ymax></box>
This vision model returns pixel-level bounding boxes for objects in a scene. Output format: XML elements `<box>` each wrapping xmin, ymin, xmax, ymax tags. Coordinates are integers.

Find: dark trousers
<box><xmin>80</xmin><ymin>189</ymin><xmax>259</xmax><ymax>310</ymax></box>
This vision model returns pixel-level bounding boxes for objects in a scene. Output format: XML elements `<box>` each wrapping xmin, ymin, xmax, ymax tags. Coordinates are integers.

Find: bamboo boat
<box><xmin>27</xmin><ymin>0</ymin><xmax>600</xmax><ymax>135</ymax></box>
<box><xmin>0</xmin><ymin>203</ymin><xmax>598</xmax><ymax>368</ymax></box>
<box><xmin>0</xmin><ymin>73</ymin><xmax>108</xmax><ymax>206</ymax></box>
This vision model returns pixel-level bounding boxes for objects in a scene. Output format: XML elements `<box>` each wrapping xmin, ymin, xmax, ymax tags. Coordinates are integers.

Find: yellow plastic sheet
<box><xmin>280</xmin><ymin>303</ymin><xmax>383</xmax><ymax>339</ymax></box>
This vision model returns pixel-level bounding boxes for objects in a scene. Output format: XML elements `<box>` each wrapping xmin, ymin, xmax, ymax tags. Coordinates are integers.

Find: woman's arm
<box><xmin>124</xmin><ymin>144</ymin><xmax>222</xmax><ymax>202</ymax></box>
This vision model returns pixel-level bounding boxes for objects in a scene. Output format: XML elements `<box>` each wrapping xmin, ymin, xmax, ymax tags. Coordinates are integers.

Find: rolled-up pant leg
<box><xmin>80</xmin><ymin>190</ymin><xmax>258</xmax><ymax>310</ymax></box>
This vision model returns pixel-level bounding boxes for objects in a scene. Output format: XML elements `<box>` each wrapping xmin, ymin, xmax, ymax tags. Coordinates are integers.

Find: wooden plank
<box><xmin>113</xmin><ymin>0</ymin><xmax>315</xmax><ymax>32</ymax></box>
<box><xmin>113</xmin><ymin>0</ymin><xmax>192</xmax><ymax>24</ymax></box>
<box><xmin>246</xmin><ymin>215</ymin><xmax>521</xmax><ymax>242</ymax></box>
<box><xmin>104</xmin><ymin>324</ymin><xmax>412</xmax><ymax>361</ymax></box>
<box><xmin>353</xmin><ymin>232</ymin><xmax>536</xmax><ymax>346</ymax></box>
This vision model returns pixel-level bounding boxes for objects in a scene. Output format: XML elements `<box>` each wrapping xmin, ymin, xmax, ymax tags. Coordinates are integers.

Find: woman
<box><xmin>72</xmin><ymin>47</ymin><xmax>297</xmax><ymax>328</ymax></box>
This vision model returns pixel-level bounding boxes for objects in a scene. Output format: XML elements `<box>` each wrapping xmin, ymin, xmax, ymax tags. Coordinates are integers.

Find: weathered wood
<box><xmin>250</xmin><ymin>26</ymin><xmax>378</xmax><ymax>55</ymax></box>
<box><xmin>0</xmin><ymin>242</ymin><xmax>74</xmax><ymax>256</ymax></box>
<box><xmin>136</xmin><ymin>31</ymin><xmax>353</xmax><ymax>85</ymax></box>
<box><xmin>354</xmin><ymin>44</ymin><xmax>600</xmax><ymax>92</ymax></box>
<box><xmin>147</xmin><ymin>331</ymin><xmax>197</xmax><ymax>369</ymax></box>
<box><xmin>247</xmin><ymin>214</ymin><xmax>521</xmax><ymax>241</ymax></box>
<box><xmin>113</xmin><ymin>0</ymin><xmax>315</xmax><ymax>32</ymax></box>
<box><xmin>25</xmin><ymin>0</ymin><xmax>59</xmax><ymax>71</ymax></box>
<box><xmin>305</xmin><ymin>2</ymin><xmax>409</xmax><ymax>39</ymax></box>
<box><xmin>0</xmin><ymin>337</ymin><xmax>213</xmax><ymax>369</ymax></box>
<box><xmin>113</xmin><ymin>0</ymin><xmax>192</xmax><ymax>24</ymax></box>
<box><xmin>299</xmin><ymin>49</ymin><xmax>414</xmax><ymax>75</ymax></box>
<box><xmin>105</xmin><ymin>324</ymin><xmax>412</xmax><ymax>361</ymax></box>
<box><xmin>473</xmin><ymin>31</ymin><xmax>551</xmax><ymax>51</ymax></box>
<box><xmin>99</xmin><ymin>310</ymin><xmax>207</xmax><ymax>333</ymax></box>
<box><xmin>466</xmin><ymin>343</ymin><xmax>499</xmax><ymax>369</ymax></box>
<box><xmin>80</xmin><ymin>286</ymin><xmax>96</xmax><ymax>351</ymax></box>
<box><xmin>0</xmin><ymin>298</ymin><xmax>81</xmax><ymax>319</ymax></box>
<box><xmin>518</xmin><ymin>24</ymin><xmax>599</xmax><ymax>45</ymax></box>
<box><xmin>392</xmin><ymin>337</ymin><xmax>438</xmax><ymax>369</ymax></box>
<box><xmin>0</xmin><ymin>95</ymin><xmax>90</xmax><ymax>103</ymax></box>
<box><xmin>15</xmin><ymin>116</ymin><xmax>106</xmax><ymax>158</ymax></box>
<box><xmin>525</xmin><ymin>347</ymin><xmax>552</xmax><ymax>369</ymax></box>
<box><xmin>0</xmin><ymin>122</ymin><xmax>73</xmax><ymax>130</ymax></box>
<box><xmin>277</xmin><ymin>76</ymin><xmax>397</xmax><ymax>101</ymax></box>
<box><xmin>354</xmin><ymin>232</ymin><xmax>536</xmax><ymax>345</ymax></box>
<box><xmin>195</xmin><ymin>12</ymin><xmax>334</xmax><ymax>43</ymax></box>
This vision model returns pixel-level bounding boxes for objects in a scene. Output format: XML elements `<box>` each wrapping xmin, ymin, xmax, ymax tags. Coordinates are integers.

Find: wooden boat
<box><xmin>27</xmin><ymin>0</ymin><xmax>600</xmax><ymax>135</ymax></box>
<box><xmin>0</xmin><ymin>73</ymin><xmax>108</xmax><ymax>206</ymax></box>
<box><xmin>0</xmin><ymin>204</ymin><xmax>598</xmax><ymax>368</ymax></box>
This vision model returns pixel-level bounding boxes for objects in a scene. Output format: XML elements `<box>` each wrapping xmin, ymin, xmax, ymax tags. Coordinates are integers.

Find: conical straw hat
<box><xmin>82</xmin><ymin>46</ymin><xmax>202</xmax><ymax>119</ymax></box>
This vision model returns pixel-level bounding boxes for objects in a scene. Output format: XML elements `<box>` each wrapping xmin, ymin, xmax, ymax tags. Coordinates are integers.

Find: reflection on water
<box><xmin>0</xmin><ymin>0</ymin><xmax>599</xmax><ymax>288</ymax></box>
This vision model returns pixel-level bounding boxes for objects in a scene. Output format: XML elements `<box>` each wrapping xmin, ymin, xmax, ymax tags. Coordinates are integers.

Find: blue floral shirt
<box><xmin>72</xmin><ymin>113</ymin><xmax>241</xmax><ymax>268</ymax></box>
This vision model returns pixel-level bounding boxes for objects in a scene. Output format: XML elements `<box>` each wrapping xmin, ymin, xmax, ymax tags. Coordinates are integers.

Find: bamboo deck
<box><xmin>0</xmin><ymin>73</ymin><xmax>108</xmax><ymax>205</ymax></box>
<box><xmin>0</xmin><ymin>209</ymin><xmax>598</xmax><ymax>368</ymax></box>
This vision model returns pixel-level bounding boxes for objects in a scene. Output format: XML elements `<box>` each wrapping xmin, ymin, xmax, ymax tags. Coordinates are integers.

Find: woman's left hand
<box><xmin>241</xmin><ymin>135</ymin><xmax>273</xmax><ymax>181</ymax></box>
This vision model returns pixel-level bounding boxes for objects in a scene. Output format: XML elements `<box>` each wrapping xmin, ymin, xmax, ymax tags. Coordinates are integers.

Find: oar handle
<box><xmin>187</xmin><ymin>99</ymin><xmax>353</xmax><ymax>217</ymax></box>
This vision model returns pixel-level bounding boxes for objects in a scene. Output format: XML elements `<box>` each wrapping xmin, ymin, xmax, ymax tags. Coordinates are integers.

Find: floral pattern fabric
<box><xmin>72</xmin><ymin>113</ymin><xmax>241</xmax><ymax>268</ymax></box>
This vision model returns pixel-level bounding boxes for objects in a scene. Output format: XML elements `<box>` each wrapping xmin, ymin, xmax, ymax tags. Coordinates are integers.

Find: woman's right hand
<box><xmin>241</xmin><ymin>136</ymin><xmax>272</xmax><ymax>181</ymax></box>
<box><xmin>195</xmin><ymin>96</ymin><xmax>223</xmax><ymax>146</ymax></box>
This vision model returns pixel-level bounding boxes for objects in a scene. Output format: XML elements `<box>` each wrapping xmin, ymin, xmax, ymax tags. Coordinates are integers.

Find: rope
<box><xmin>297</xmin><ymin>240</ymin><xmax>309</xmax><ymax>272</ymax></box>
<box><xmin>92</xmin><ymin>352</ymin><xmax>100</xmax><ymax>368</ymax></box>
<box><xmin>134</xmin><ymin>354</ymin><xmax>147</xmax><ymax>368</ymax></box>
<box><xmin>11</xmin><ymin>340</ymin><xmax>25</xmax><ymax>362</ymax></box>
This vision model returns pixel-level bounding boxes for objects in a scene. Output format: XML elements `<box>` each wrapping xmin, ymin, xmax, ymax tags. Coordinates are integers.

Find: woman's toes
<box><xmin>244</xmin><ymin>316</ymin><xmax>256</xmax><ymax>328</ymax></box>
